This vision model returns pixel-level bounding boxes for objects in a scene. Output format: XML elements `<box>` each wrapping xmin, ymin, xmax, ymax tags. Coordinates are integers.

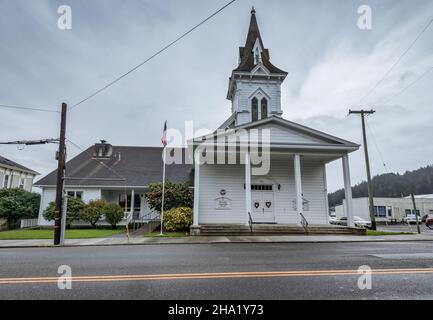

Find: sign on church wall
<box><xmin>215</xmin><ymin>197</ymin><xmax>232</xmax><ymax>210</ymax></box>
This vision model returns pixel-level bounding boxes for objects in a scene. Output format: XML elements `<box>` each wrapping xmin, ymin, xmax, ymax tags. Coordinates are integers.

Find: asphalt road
<box><xmin>1</xmin><ymin>241</ymin><xmax>433</xmax><ymax>300</ymax></box>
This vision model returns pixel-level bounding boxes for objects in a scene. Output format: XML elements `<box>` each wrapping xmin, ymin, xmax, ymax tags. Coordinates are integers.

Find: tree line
<box><xmin>328</xmin><ymin>165</ymin><xmax>433</xmax><ymax>207</ymax></box>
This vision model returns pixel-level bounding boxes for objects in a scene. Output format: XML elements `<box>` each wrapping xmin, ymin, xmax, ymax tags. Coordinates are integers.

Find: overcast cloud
<box><xmin>0</xmin><ymin>0</ymin><xmax>432</xmax><ymax>192</ymax></box>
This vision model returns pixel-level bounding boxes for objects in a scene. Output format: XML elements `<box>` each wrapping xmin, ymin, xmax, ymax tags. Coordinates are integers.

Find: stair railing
<box><xmin>248</xmin><ymin>212</ymin><xmax>253</xmax><ymax>233</ymax></box>
<box><xmin>300</xmin><ymin>212</ymin><xmax>309</xmax><ymax>234</ymax></box>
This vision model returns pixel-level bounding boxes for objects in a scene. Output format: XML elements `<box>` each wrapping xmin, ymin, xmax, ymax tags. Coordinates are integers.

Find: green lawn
<box><xmin>367</xmin><ymin>230</ymin><xmax>414</xmax><ymax>236</ymax></box>
<box><xmin>0</xmin><ymin>228</ymin><xmax>125</xmax><ymax>240</ymax></box>
<box><xmin>144</xmin><ymin>231</ymin><xmax>189</xmax><ymax>238</ymax></box>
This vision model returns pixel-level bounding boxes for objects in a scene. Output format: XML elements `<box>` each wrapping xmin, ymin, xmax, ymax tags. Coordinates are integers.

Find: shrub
<box><xmin>163</xmin><ymin>207</ymin><xmax>193</xmax><ymax>232</ymax></box>
<box><xmin>145</xmin><ymin>181</ymin><xmax>193</xmax><ymax>213</ymax></box>
<box><xmin>103</xmin><ymin>202</ymin><xmax>124</xmax><ymax>229</ymax></box>
<box><xmin>43</xmin><ymin>196</ymin><xmax>85</xmax><ymax>229</ymax></box>
<box><xmin>79</xmin><ymin>199</ymin><xmax>106</xmax><ymax>228</ymax></box>
<box><xmin>0</xmin><ymin>189</ymin><xmax>41</xmax><ymax>229</ymax></box>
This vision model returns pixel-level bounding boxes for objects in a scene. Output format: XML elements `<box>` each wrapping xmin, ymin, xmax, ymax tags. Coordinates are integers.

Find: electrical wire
<box><xmin>66</xmin><ymin>138</ymin><xmax>126</xmax><ymax>181</ymax></box>
<box><xmin>365</xmin><ymin>117</ymin><xmax>390</xmax><ymax>174</ymax></box>
<box><xmin>70</xmin><ymin>0</ymin><xmax>237</xmax><ymax>111</ymax></box>
<box><xmin>355</xmin><ymin>17</ymin><xmax>433</xmax><ymax>106</ymax></box>
<box><xmin>0</xmin><ymin>104</ymin><xmax>59</xmax><ymax>113</ymax></box>
<box><xmin>379</xmin><ymin>66</ymin><xmax>433</xmax><ymax>105</ymax></box>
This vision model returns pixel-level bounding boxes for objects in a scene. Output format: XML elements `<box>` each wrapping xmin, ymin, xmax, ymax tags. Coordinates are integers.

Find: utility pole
<box><xmin>54</xmin><ymin>103</ymin><xmax>67</xmax><ymax>245</ymax></box>
<box><xmin>411</xmin><ymin>193</ymin><xmax>421</xmax><ymax>234</ymax></box>
<box><xmin>349</xmin><ymin>109</ymin><xmax>377</xmax><ymax>230</ymax></box>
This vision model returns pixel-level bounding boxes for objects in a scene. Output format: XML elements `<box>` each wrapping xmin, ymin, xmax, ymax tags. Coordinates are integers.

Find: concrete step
<box><xmin>198</xmin><ymin>224</ymin><xmax>365</xmax><ymax>236</ymax></box>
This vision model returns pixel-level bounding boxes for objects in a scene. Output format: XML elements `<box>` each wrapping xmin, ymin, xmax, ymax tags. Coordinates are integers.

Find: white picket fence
<box><xmin>20</xmin><ymin>218</ymin><xmax>38</xmax><ymax>228</ymax></box>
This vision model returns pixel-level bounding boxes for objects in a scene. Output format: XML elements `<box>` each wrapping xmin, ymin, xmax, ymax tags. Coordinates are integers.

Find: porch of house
<box><xmin>100</xmin><ymin>188</ymin><xmax>160</xmax><ymax>227</ymax></box>
<box><xmin>191</xmin><ymin>150</ymin><xmax>357</xmax><ymax>236</ymax></box>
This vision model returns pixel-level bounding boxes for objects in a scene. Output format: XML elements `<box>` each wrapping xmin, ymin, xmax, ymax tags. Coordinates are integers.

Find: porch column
<box><xmin>192</xmin><ymin>149</ymin><xmax>200</xmax><ymax>226</ymax></box>
<box><xmin>130</xmin><ymin>189</ymin><xmax>135</xmax><ymax>221</ymax></box>
<box><xmin>342</xmin><ymin>154</ymin><xmax>354</xmax><ymax>227</ymax></box>
<box><xmin>139</xmin><ymin>195</ymin><xmax>145</xmax><ymax>219</ymax></box>
<box><xmin>294</xmin><ymin>154</ymin><xmax>303</xmax><ymax>223</ymax></box>
<box><xmin>245</xmin><ymin>152</ymin><xmax>252</xmax><ymax>225</ymax></box>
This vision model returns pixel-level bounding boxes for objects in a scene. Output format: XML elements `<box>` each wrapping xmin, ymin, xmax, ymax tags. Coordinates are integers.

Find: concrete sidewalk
<box><xmin>1</xmin><ymin>233</ymin><xmax>433</xmax><ymax>248</ymax></box>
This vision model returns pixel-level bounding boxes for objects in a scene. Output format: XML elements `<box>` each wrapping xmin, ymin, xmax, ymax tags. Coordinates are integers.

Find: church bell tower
<box><xmin>225</xmin><ymin>7</ymin><xmax>288</xmax><ymax>128</ymax></box>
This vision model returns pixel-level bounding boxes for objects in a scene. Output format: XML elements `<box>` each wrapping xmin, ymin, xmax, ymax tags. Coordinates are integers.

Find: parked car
<box><xmin>403</xmin><ymin>214</ymin><xmax>422</xmax><ymax>224</ymax></box>
<box><xmin>426</xmin><ymin>216</ymin><xmax>433</xmax><ymax>230</ymax></box>
<box><xmin>335</xmin><ymin>216</ymin><xmax>372</xmax><ymax>229</ymax></box>
<box><xmin>353</xmin><ymin>216</ymin><xmax>372</xmax><ymax>229</ymax></box>
<box><xmin>329</xmin><ymin>215</ymin><xmax>338</xmax><ymax>225</ymax></box>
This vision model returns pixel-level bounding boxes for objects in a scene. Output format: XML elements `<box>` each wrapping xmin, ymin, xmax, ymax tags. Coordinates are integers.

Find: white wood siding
<box><xmin>199</xmin><ymin>164</ymin><xmax>246</xmax><ymax>224</ymax></box>
<box><xmin>218</xmin><ymin>123</ymin><xmax>332</xmax><ymax>146</ymax></box>
<box><xmin>198</xmin><ymin>155</ymin><xmax>328</xmax><ymax>225</ymax></box>
<box><xmin>233</xmin><ymin>79</ymin><xmax>283</xmax><ymax>126</ymax></box>
<box><xmin>38</xmin><ymin>187</ymin><xmax>102</xmax><ymax>226</ymax></box>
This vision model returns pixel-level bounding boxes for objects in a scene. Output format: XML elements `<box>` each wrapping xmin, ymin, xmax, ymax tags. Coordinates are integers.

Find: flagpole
<box><xmin>160</xmin><ymin>147</ymin><xmax>166</xmax><ymax>236</ymax></box>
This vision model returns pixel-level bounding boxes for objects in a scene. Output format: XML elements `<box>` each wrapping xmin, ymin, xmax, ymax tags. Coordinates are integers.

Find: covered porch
<box><xmin>101</xmin><ymin>188</ymin><xmax>160</xmax><ymax>224</ymax></box>
<box><xmin>191</xmin><ymin>150</ymin><xmax>357</xmax><ymax>234</ymax></box>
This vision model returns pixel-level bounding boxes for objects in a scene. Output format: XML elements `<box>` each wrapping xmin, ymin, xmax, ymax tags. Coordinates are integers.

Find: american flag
<box><xmin>161</xmin><ymin>120</ymin><xmax>167</xmax><ymax>147</ymax></box>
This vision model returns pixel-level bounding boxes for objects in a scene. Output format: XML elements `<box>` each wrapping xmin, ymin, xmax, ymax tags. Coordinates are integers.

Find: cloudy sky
<box><xmin>0</xmin><ymin>0</ymin><xmax>432</xmax><ymax>192</ymax></box>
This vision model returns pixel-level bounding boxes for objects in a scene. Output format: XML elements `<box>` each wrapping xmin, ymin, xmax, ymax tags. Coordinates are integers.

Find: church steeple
<box><xmin>224</xmin><ymin>8</ymin><xmax>288</xmax><ymax>128</ymax></box>
<box><xmin>233</xmin><ymin>7</ymin><xmax>287</xmax><ymax>74</ymax></box>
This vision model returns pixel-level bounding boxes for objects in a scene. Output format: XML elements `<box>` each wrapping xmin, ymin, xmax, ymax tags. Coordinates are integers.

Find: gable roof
<box><xmin>0</xmin><ymin>155</ymin><xmax>39</xmax><ymax>175</ymax></box>
<box><xmin>34</xmin><ymin>146</ymin><xmax>192</xmax><ymax>187</ymax></box>
<box><xmin>193</xmin><ymin>115</ymin><xmax>360</xmax><ymax>151</ymax></box>
<box><xmin>233</xmin><ymin>8</ymin><xmax>287</xmax><ymax>75</ymax></box>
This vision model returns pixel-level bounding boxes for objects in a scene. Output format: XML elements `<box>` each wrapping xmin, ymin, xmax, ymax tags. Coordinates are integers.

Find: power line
<box><xmin>355</xmin><ymin>17</ymin><xmax>433</xmax><ymax>105</ymax></box>
<box><xmin>0</xmin><ymin>138</ymin><xmax>59</xmax><ymax>145</ymax></box>
<box><xmin>0</xmin><ymin>104</ymin><xmax>59</xmax><ymax>113</ymax></box>
<box><xmin>66</xmin><ymin>138</ymin><xmax>126</xmax><ymax>181</ymax></box>
<box><xmin>379</xmin><ymin>65</ymin><xmax>433</xmax><ymax>105</ymax></box>
<box><xmin>365</xmin><ymin>118</ymin><xmax>389</xmax><ymax>174</ymax></box>
<box><xmin>70</xmin><ymin>0</ymin><xmax>237</xmax><ymax>111</ymax></box>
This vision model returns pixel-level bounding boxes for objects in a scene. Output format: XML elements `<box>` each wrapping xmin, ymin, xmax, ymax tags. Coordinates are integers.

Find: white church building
<box><xmin>190</xmin><ymin>8</ymin><xmax>360</xmax><ymax>234</ymax></box>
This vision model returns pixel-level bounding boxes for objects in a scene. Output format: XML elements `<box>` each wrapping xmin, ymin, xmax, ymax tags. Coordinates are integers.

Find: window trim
<box><xmin>3</xmin><ymin>174</ymin><xmax>10</xmax><ymax>189</ymax></box>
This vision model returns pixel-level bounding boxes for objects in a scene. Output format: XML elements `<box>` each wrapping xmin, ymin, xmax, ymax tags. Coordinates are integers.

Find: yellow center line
<box><xmin>1</xmin><ymin>268</ymin><xmax>433</xmax><ymax>285</ymax></box>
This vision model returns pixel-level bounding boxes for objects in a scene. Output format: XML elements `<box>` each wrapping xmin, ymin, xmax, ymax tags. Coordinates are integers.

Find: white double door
<box><xmin>251</xmin><ymin>191</ymin><xmax>275</xmax><ymax>223</ymax></box>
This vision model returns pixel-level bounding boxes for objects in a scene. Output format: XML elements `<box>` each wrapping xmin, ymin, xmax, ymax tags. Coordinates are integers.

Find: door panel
<box><xmin>251</xmin><ymin>191</ymin><xmax>275</xmax><ymax>223</ymax></box>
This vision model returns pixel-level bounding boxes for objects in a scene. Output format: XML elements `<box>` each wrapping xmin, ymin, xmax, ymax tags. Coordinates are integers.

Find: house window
<box><xmin>3</xmin><ymin>175</ymin><xmax>9</xmax><ymax>189</ymax></box>
<box><xmin>67</xmin><ymin>191</ymin><xmax>83</xmax><ymax>199</ymax></box>
<box><xmin>118</xmin><ymin>194</ymin><xmax>141</xmax><ymax>211</ymax></box>
<box><xmin>19</xmin><ymin>178</ymin><xmax>25</xmax><ymax>189</ymax></box>
<box><xmin>373</xmin><ymin>206</ymin><xmax>386</xmax><ymax>217</ymax></box>
<box><xmin>261</xmin><ymin>98</ymin><xmax>268</xmax><ymax>119</ymax></box>
<box><xmin>251</xmin><ymin>184</ymin><xmax>273</xmax><ymax>191</ymax></box>
<box><xmin>251</xmin><ymin>98</ymin><xmax>259</xmax><ymax>122</ymax></box>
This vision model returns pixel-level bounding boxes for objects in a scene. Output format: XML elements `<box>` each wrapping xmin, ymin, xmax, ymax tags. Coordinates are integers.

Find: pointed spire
<box><xmin>232</xmin><ymin>8</ymin><xmax>287</xmax><ymax>75</ymax></box>
<box><xmin>244</xmin><ymin>6</ymin><xmax>264</xmax><ymax>51</ymax></box>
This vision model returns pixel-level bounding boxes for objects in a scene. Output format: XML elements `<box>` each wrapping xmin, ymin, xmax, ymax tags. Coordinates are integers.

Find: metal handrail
<box><xmin>132</xmin><ymin>211</ymin><xmax>161</xmax><ymax>232</ymax></box>
<box><xmin>300</xmin><ymin>212</ymin><xmax>309</xmax><ymax>233</ymax></box>
<box><xmin>248</xmin><ymin>212</ymin><xmax>253</xmax><ymax>233</ymax></box>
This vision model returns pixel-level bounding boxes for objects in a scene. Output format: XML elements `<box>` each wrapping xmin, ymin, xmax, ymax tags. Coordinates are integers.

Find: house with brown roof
<box><xmin>34</xmin><ymin>141</ymin><xmax>192</xmax><ymax>226</ymax></box>
<box><xmin>0</xmin><ymin>155</ymin><xmax>38</xmax><ymax>192</ymax></box>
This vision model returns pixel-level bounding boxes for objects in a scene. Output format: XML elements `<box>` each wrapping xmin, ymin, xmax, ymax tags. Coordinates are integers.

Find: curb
<box><xmin>1</xmin><ymin>236</ymin><xmax>433</xmax><ymax>249</ymax></box>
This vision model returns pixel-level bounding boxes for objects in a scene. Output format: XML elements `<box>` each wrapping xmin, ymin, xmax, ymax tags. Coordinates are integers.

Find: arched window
<box><xmin>261</xmin><ymin>98</ymin><xmax>268</xmax><ymax>119</ymax></box>
<box><xmin>251</xmin><ymin>97</ymin><xmax>259</xmax><ymax>122</ymax></box>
